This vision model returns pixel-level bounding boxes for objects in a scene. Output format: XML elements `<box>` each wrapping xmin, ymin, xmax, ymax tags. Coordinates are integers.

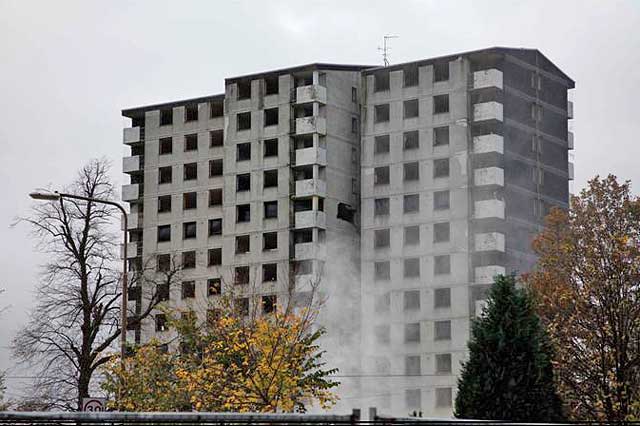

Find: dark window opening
<box><xmin>157</xmin><ymin>225</ymin><xmax>171</xmax><ymax>242</ymax></box>
<box><xmin>236</xmin><ymin>173</ymin><xmax>251</xmax><ymax>192</ymax></box>
<box><xmin>434</xmin><ymin>94</ymin><xmax>450</xmax><ymax>114</ymax></box>
<box><xmin>208</xmin><ymin>188</ymin><xmax>222</xmax><ymax>206</ymax></box>
<box><xmin>263</xmin><ymin>170</ymin><xmax>278</xmax><ymax>188</ymax></box>
<box><xmin>156</xmin><ymin>254</ymin><xmax>170</xmax><ymax>272</ymax></box>
<box><xmin>183</xmin><ymin>222</ymin><xmax>197</xmax><ymax>239</ymax></box>
<box><xmin>263</xmin><ymin>232</ymin><xmax>278</xmax><ymax>250</ymax></box>
<box><xmin>209</xmin><ymin>159</ymin><xmax>223</xmax><ymax>177</ymax></box>
<box><xmin>294</xmin><ymin>229</ymin><xmax>313</xmax><ymax>244</ymax></box>
<box><xmin>263</xmin><ymin>263</ymin><xmax>277</xmax><ymax>282</ymax></box>
<box><xmin>404</xmin><ymin>258</ymin><xmax>420</xmax><ymax>278</ymax></box>
<box><xmin>208</xmin><ymin>218</ymin><xmax>222</xmax><ymax>236</ymax></box>
<box><xmin>374</xmin><ymin>166</ymin><xmax>390</xmax><ymax>185</ymax></box>
<box><xmin>210</xmin><ymin>100</ymin><xmax>224</xmax><ymax>118</ymax></box>
<box><xmin>155</xmin><ymin>314</ymin><xmax>168</xmax><ymax>331</ymax></box>
<box><xmin>237</xmin><ymin>142</ymin><xmax>251</xmax><ymax>161</ymax></box>
<box><xmin>434</xmin><ymin>288</ymin><xmax>451</xmax><ymax>308</ymax></box>
<box><xmin>185</xmin><ymin>104</ymin><xmax>198</xmax><ymax>122</ymax></box>
<box><xmin>404</xmin><ymin>65</ymin><xmax>419</xmax><ymax>87</ymax></box>
<box><xmin>404</xmin><ymin>290</ymin><xmax>420</xmax><ymax>310</ymax></box>
<box><xmin>404</xmin><ymin>225</ymin><xmax>420</xmax><ymax>246</ymax></box>
<box><xmin>374</xmin><ymin>104</ymin><xmax>390</xmax><ymax>123</ymax></box>
<box><xmin>405</xmin><ymin>323</ymin><xmax>420</xmax><ymax>343</ymax></box>
<box><xmin>264</xmin><ymin>138</ymin><xmax>278</xmax><ymax>157</ymax></box>
<box><xmin>159</xmin><ymin>166</ymin><xmax>172</xmax><ymax>184</ymax></box>
<box><xmin>183</xmin><ymin>163</ymin><xmax>197</xmax><ymax>181</ymax></box>
<box><xmin>236</xmin><ymin>235</ymin><xmax>250</xmax><ymax>254</ymax></box>
<box><xmin>434</xmin><ymin>190</ymin><xmax>450</xmax><ymax>210</ymax></box>
<box><xmin>374</xmin><ymin>198</ymin><xmax>389</xmax><ymax>216</ymax></box>
<box><xmin>374</xmin><ymin>71</ymin><xmax>390</xmax><ymax>92</ymax></box>
<box><xmin>237</xmin><ymin>112</ymin><xmax>251</xmax><ymax>131</ymax></box>
<box><xmin>434</xmin><ymin>320</ymin><xmax>451</xmax><ymax>340</ymax></box>
<box><xmin>374</xmin><ymin>228</ymin><xmax>390</xmax><ymax>249</ymax></box>
<box><xmin>374</xmin><ymin>261</ymin><xmax>390</xmax><ymax>280</ymax></box>
<box><xmin>262</xmin><ymin>295</ymin><xmax>277</xmax><ymax>314</ymax></box>
<box><xmin>294</xmin><ymin>135</ymin><xmax>313</xmax><ymax>149</ymax></box>
<box><xmin>182</xmin><ymin>251</ymin><xmax>196</xmax><ymax>269</ymax></box>
<box><xmin>434</xmin><ymin>255</ymin><xmax>451</xmax><ymax>275</ymax></box>
<box><xmin>403</xmin><ymin>130</ymin><xmax>419</xmax><ymax>150</ymax></box>
<box><xmin>235</xmin><ymin>266</ymin><xmax>250</xmax><ymax>285</ymax></box>
<box><xmin>264</xmin><ymin>108</ymin><xmax>279</xmax><ymax>127</ymax></box>
<box><xmin>433</xmin><ymin>222</ymin><xmax>450</xmax><ymax>243</ymax></box>
<box><xmin>294</xmin><ymin>165</ymin><xmax>313</xmax><ymax>181</ymax></box>
<box><xmin>433</xmin><ymin>158</ymin><xmax>450</xmax><ymax>178</ymax></box>
<box><xmin>351</xmin><ymin>117</ymin><xmax>358</xmax><ymax>133</ymax></box>
<box><xmin>160</xmin><ymin>109</ymin><xmax>173</xmax><ymax>126</ymax></box>
<box><xmin>157</xmin><ymin>284</ymin><xmax>170</xmax><ymax>302</ymax></box>
<box><xmin>265</xmin><ymin>76</ymin><xmax>279</xmax><ymax>96</ymax></box>
<box><xmin>237</xmin><ymin>204</ymin><xmax>251</xmax><ymax>222</ymax></box>
<box><xmin>207</xmin><ymin>279</ymin><xmax>221</xmax><ymax>297</ymax></box>
<box><xmin>351</xmin><ymin>87</ymin><xmax>357</xmax><ymax>103</ymax></box>
<box><xmin>237</xmin><ymin>80</ymin><xmax>251</xmax><ymax>100</ymax></box>
<box><xmin>208</xmin><ymin>248</ymin><xmax>221</xmax><ymax>266</ymax></box>
<box><xmin>294</xmin><ymin>199</ymin><xmax>312</xmax><ymax>212</ymax></box>
<box><xmin>181</xmin><ymin>281</ymin><xmax>195</xmax><ymax>299</ymax></box>
<box><xmin>434</xmin><ymin>62</ymin><xmax>450</xmax><ymax>82</ymax></box>
<box><xmin>374</xmin><ymin>135</ymin><xmax>390</xmax><ymax>154</ymax></box>
<box><xmin>403</xmin><ymin>194</ymin><xmax>419</xmax><ymax>213</ymax></box>
<box><xmin>183</xmin><ymin>192</ymin><xmax>197</xmax><ymax>210</ymax></box>
<box><xmin>264</xmin><ymin>201</ymin><xmax>278</xmax><ymax>219</ymax></box>
<box><xmin>403</xmin><ymin>162</ymin><xmax>419</xmax><ymax>181</ymax></box>
<box><xmin>294</xmin><ymin>260</ymin><xmax>313</xmax><ymax>275</ymax></box>
<box><xmin>159</xmin><ymin>137</ymin><xmax>172</xmax><ymax>155</ymax></box>
<box><xmin>434</xmin><ymin>126</ymin><xmax>449</xmax><ymax>146</ymax></box>
<box><xmin>184</xmin><ymin>134</ymin><xmax>198</xmax><ymax>151</ymax></box>
<box><xmin>210</xmin><ymin>130</ymin><xmax>223</xmax><ymax>147</ymax></box>
<box><xmin>403</xmin><ymin>99</ymin><xmax>419</xmax><ymax>119</ymax></box>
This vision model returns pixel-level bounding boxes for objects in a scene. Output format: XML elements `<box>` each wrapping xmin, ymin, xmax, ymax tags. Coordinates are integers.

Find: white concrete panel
<box><xmin>473</xmin><ymin>102</ymin><xmax>503</xmax><ymax>122</ymax></box>
<box><xmin>474</xmin><ymin>199</ymin><xmax>505</xmax><ymax>219</ymax></box>
<box><xmin>122</xmin><ymin>155</ymin><xmax>143</xmax><ymax>173</ymax></box>
<box><xmin>473</xmin><ymin>134</ymin><xmax>503</xmax><ymax>154</ymax></box>
<box><xmin>296</xmin><ymin>117</ymin><xmax>327</xmax><ymax>135</ymax></box>
<box><xmin>474</xmin><ymin>167</ymin><xmax>504</xmax><ymax>187</ymax></box>
<box><xmin>296</xmin><ymin>85</ymin><xmax>327</xmax><ymax>104</ymax></box>
<box><xmin>122</xmin><ymin>183</ymin><xmax>140</xmax><ymax>201</ymax></box>
<box><xmin>473</xmin><ymin>69</ymin><xmax>503</xmax><ymax>90</ymax></box>
<box><xmin>123</xmin><ymin>126</ymin><xmax>141</xmax><ymax>144</ymax></box>
<box><xmin>474</xmin><ymin>265</ymin><xmax>506</xmax><ymax>284</ymax></box>
<box><xmin>474</xmin><ymin>232</ymin><xmax>505</xmax><ymax>252</ymax></box>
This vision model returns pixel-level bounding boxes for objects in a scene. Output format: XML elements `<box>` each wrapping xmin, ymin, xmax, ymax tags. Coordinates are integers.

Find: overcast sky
<box><xmin>1</xmin><ymin>0</ymin><xmax>639</xmax><ymax>399</ymax></box>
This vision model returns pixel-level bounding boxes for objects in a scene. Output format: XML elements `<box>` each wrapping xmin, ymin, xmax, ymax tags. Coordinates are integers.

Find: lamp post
<box><xmin>29</xmin><ymin>191</ymin><xmax>129</xmax><ymax>363</ymax></box>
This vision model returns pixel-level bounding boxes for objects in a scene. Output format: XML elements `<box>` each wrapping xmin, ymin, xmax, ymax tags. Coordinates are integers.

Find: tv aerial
<box><xmin>378</xmin><ymin>35</ymin><xmax>399</xmax><ymax>66</ymax></box>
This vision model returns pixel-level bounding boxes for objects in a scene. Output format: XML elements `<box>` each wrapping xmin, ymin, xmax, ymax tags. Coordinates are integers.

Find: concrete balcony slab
<box><xmin>473</xmin><ymin>69</ymin><xmax>503</xmax><ymax>90</ymax></box>
<box><xmin>296</xmin><ymin>85</ymin><xmax>327</xmax><ymax>104</ymax></box>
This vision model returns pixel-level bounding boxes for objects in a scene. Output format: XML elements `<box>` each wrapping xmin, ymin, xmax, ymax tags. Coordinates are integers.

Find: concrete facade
<box><xmin>121</xmin><ymin>47</ymin><xmax>574</xmax><ymax>416</ymax></box>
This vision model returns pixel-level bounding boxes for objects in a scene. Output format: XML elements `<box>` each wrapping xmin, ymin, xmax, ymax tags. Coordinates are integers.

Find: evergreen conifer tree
<box><xmin>454</xmin><ymin>274</ymin><xmax>564</xmax><ymax>421</ymax></box>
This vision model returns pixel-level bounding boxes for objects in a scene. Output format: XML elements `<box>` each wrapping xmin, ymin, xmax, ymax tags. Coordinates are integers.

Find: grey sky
<box><xmin>1</xmin><ymin>0</ymin><xmax>639</xmax><ymax>399</ymax></box>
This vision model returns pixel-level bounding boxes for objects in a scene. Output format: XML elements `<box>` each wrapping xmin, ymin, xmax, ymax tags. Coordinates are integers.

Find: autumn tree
<box><xmin>454</xmin><ymin>275</ymin><xmax>564</xmax><ymax>421</ymax></box>
<box><xmin>525</xmin><ymin>175</ymin><xmax>640</xmax><ymax>421</ymax></box>
<box><xmin>102</xmin><ymin>272</ymin><xmax>339</xmax><ymax>413</ymax></box>
<box><xmin>12</xmin><ymin>159</ymin><xmax>181</xmax><ymax>410</ymax></box>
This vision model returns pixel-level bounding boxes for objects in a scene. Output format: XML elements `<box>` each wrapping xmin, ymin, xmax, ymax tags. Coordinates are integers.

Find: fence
<box><xmin>0</xmin><ymin>410</ymin><xmax>636</xmax><ymax>425</ymax></box>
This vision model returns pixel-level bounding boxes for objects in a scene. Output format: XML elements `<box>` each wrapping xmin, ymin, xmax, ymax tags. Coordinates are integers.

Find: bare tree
<box><xmin>12</xmin><ymin>159</ymin><xmax>179</xmax><ymax>410</ymax></box>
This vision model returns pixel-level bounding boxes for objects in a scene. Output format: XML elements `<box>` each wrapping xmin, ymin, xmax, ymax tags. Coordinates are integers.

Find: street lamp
<box><xmin>29</xmin><ymin>191</ymin><xmax>129</xmax><ymax>363</ymax></box>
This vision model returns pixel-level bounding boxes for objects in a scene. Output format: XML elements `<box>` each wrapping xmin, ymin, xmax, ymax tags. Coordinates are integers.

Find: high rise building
<box><xmin>121</xmin><ymin>47</ymin><xmax>574</xmax><ymax>416</ymax></box>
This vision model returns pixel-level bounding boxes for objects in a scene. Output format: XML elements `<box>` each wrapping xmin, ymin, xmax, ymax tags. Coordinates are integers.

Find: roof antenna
<box><xmin>378</xmin><ymin>35</ymin><xmax>399</xmax><ymax>66</ymax></box>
